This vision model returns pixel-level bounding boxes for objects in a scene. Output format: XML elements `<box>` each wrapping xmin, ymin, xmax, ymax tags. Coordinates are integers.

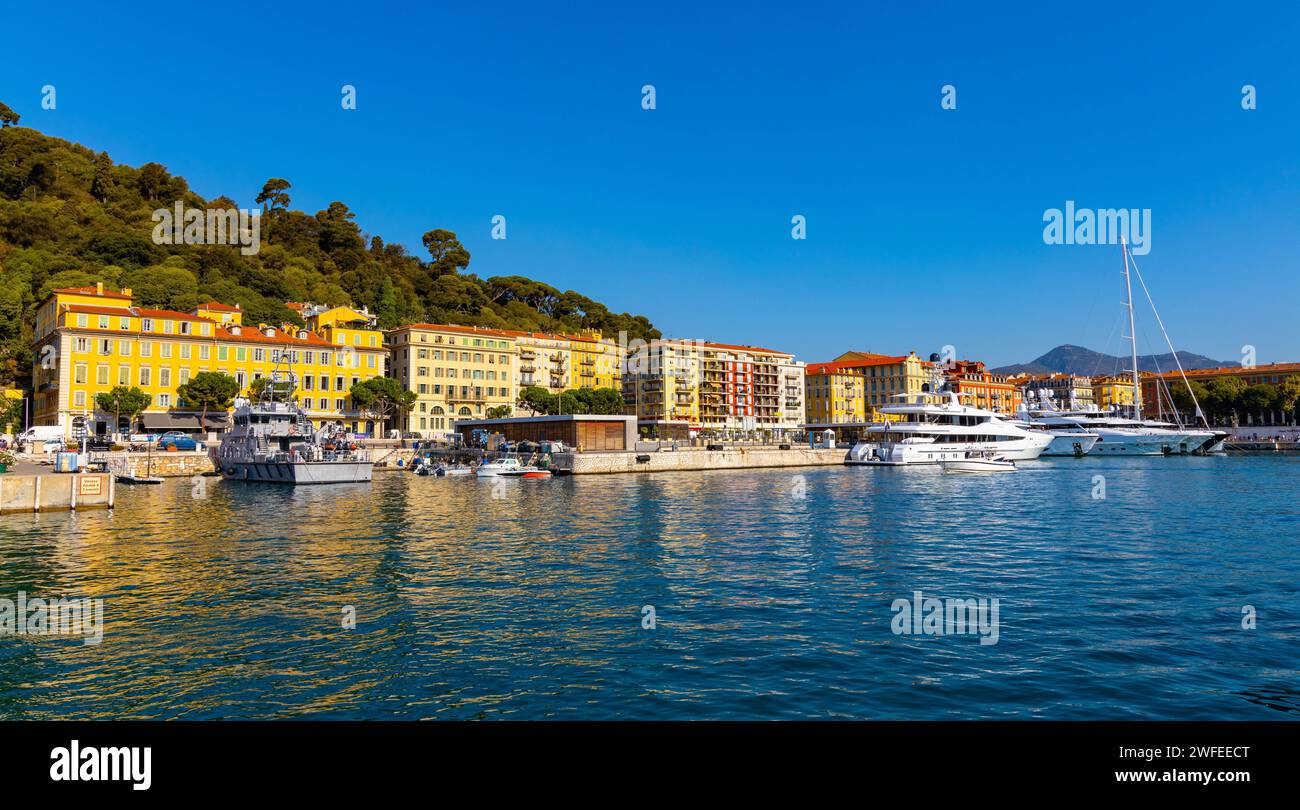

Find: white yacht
<box><xmin>1007</xmin><ymin>406</ymin><xmax>1100</xmax><ymax>457</ymax></box>
<box><xmin>846</xmin><ymin>366</ymin><xmax>1052</xmax><ymax>466</ymax></box>
<box><xmin>1016</xmin><ymin>238</ymin><xmax>1229</xmax><ymax>457</ymax></box>
<box><xmin>1018</xmin><ymin>407</ymin><xmax>1173</xmax><ymax>456</ymax></box>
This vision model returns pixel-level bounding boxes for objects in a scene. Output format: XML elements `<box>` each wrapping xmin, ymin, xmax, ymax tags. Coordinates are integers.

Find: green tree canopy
<box><xmin>93</xmin><ymin>386</ymin><xmax>152</xmax><ymax>433</ymax></box>
<box><xmin>176</xmin><ymin>371</ymin><xmax>240</xmax><ymax>431</ymax></box>
<box><xmin>0</xmin><ymin>113</ymin><xmax>660</xmax><ymax>389</ymax></box>
<box><xmin>350</xmin><ymin>377</ymin><xmax>416</xmax><ymax>429</ymax></box>
<box><xmin>517</xmin><ymin>385</ymin><xmax>554</xmax><ymax>415</ymax></box>
<box><xmin>0</xmin><ymin>101</ymin><xmax>20</xmax><ymax>127</ymax></box>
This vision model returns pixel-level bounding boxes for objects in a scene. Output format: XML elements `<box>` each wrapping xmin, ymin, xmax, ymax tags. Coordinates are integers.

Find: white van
<box><xmin>18</xmin><ymin>426</ymin><xmax>64</xmax><ymax>448</ymax></box>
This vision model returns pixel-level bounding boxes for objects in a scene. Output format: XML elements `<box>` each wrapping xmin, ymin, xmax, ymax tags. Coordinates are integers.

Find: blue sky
<box><xmin>3</xmin><ymin>1</ymin><xmax>1298</xmax><ymax>367</ymax></box>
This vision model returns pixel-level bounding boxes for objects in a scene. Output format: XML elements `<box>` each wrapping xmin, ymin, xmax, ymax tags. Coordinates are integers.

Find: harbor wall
<box><xmin>555</xmin><ymin>447</ymin><xmax>845</xmax><ymax>475</ymax></box>
<box><xmin>0</xmin><ymin>474</ymin><xmax>114</xmax><ymax>514</ymax></box>
<box><xmin>108</xmin><ymin>451</ymin><xmax>215</xmax><ymax>478</ymax></box>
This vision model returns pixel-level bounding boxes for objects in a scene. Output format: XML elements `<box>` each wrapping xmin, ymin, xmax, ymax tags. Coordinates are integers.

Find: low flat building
<box><xmin>454</xmin><ymin>414</ymin><xmax>636</xmax><ymax>452</ymax></box>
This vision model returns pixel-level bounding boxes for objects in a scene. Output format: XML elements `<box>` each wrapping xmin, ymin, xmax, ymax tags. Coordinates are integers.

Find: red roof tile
<box><xmin>52</xmin><ymin>286</ymin><xmax>132</xmax><ymax>300</ymax></box>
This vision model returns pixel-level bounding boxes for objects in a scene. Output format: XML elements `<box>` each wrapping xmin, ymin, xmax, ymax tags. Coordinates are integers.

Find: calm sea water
<box><xmin>1</xmin><ymin>457</ymin><xmax>1298</xmax><ymax>720</ymax></box>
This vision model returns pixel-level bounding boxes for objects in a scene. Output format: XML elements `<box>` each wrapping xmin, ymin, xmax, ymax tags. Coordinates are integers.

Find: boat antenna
<box><xmin>1125</xmin><ymin>246</ymin><xmax>1209</xmax><ymax>428</ymax></box>
<box><xmin>1121</xmin><ymin>237</ymin><xmax>1142</xmax><ymax>421</ymax></box>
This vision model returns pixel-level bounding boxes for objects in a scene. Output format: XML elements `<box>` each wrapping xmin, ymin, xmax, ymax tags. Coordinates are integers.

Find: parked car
<box><xmin>86</xmin><ymin>435</ymin><xmax>116</xmax><ymax>451</ymax></box>
<box><xmin>155</xmin><ymin>431</ymin><xmax>200</xmax><ymax>451</ymax></box>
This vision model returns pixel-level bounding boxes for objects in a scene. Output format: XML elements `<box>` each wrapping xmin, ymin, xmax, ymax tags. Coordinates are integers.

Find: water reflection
<box><xmin>1</xmin><ymin>457</ymin><xmax>1298</xmax><ymax>719</ymax></box>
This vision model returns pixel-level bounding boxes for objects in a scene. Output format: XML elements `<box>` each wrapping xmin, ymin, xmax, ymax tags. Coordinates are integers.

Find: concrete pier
<box><xmin>553</xmin><ymin>447</ymin><xmax>845</xmax><ymax>475</ymax></box>
<box><xmin>0</xmin><ymin>473</ymin><xmax>115</xmax><ymax>514</ymax></box>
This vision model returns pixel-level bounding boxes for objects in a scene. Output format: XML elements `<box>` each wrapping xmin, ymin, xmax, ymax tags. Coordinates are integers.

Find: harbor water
<box><xmin>1</xmin><ymin>457</ymin><xmax>1297</xmax><ymax>720</ymax></box>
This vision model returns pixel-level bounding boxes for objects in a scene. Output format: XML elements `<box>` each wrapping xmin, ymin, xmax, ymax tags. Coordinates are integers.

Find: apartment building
<box><xmin>943</xmin><ymin>360</ymin><xmax>1021</xmax><ymax>414</ymax></box>
<box><xmin>385</xmin><ymin>323</ymin><xmax>518</xmax><ymax>437</ymax></box>
<box><xmin>622</xmin><ymin>339</ymin><xmax>804</xmax><ymax>439</ymax></box>
<box><xmin>29</xmin><ymin>285</ymin><xmax>387</xmax><ymax>438</ymax></box>
<box><xmin>1092</xmin><ymin>374</ymin><xmax>1137</xmax><ymax>412</ymax></box>
<box><xmin>1011</xmin><ymin>372</ymin><xmax>1096</xmax><ymax>410</ymax></box>
<box><xmin>805</xmin><ymin>351</ymin><xmax>931</xmax><ymax>424</ymax></box>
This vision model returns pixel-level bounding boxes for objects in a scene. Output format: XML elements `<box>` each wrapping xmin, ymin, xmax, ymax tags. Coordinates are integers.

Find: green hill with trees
<box><xmin>0</xmin><ymin>100</ymin><xmax>660</xmax><ymax>388</ymax></box>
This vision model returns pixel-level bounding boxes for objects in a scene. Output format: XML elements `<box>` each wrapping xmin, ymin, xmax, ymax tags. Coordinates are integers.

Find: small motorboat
<box><xmin>940</xmin><ymin>452</ymin><xmax>1016</xmax><ymax>474</ymax></box>
<box><xmin>475</xmin><ymin>457</ymin><xmax>523</xmax><ymax>477</ymax></box>
<box><xmin>435</xmin><ymin>465</ymin><xmax>474</xmax><ymax>477</ymax></box>
<box><xmin>497</xmin><ymin>467</ymin><xmax>552</xmax><ymax>479</ymax></box>
<box><xmin>115</xmin><ymin>474</ymin><xmax>164</xmax><ymax>485</ymax></box>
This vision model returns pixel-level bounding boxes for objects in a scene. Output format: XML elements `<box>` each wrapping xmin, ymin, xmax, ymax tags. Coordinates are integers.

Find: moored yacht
<box><xmin>846</xmin><ymin>364</ymin><xmax>1052</xmax><ymax>466</ymax></box>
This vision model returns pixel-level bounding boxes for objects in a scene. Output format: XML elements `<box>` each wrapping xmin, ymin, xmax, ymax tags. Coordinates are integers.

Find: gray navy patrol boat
<box><xmin>212</xmin><ymin>368</ymin><xmax>373</xmax><ymax>484</ymax></box>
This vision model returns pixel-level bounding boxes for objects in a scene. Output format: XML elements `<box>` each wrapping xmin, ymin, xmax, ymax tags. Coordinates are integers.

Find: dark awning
<box><xmin>139</xmin><ymin>411</ymin><xmax>229</xmax><ymax>430</ymax></box>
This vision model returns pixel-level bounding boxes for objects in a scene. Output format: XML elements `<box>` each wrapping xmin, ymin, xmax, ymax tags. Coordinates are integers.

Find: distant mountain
<box><xmin>992</xmin><ymin>345</ymin><xmax>1233</xmax><ymax>376</ymax></box>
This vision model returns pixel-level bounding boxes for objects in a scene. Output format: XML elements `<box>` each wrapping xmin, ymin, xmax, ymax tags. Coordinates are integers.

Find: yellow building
<box><xmin>30</xmin><ymin>285</ymin><xmax>387</xmax><ymax>438</ymax></box>
<box><xmin>622</xmin><ymin>339</ymin><xmax>804</xmax><ymax>439</ymax></box>
<box><xmin>385</xmin><ymin>323</ymin><xmax>518</xmax><ymax>437</ymax></box>
<box><xmin>505</xmin><ymin>331</ymin><xmax>573</xmax><ymax>394</ymax></box>
<box><xmin>1092</xmin><ymin>375</ymin><xmax>1136</xmax><ymax>412</ymax></box>
<box><xmin>805</xmin><ymin>352</ymin><xmax>930</xmax><ymax>425</ymax></box>
<box><xmin>1</xmin><ymin>387</ymin><xmax>23</xmax><ymax>434</ymax></box>
<box><xmin>567</xmin><ymin>330</ymin><xmax>621</xmax><ymax>391</ymax></box>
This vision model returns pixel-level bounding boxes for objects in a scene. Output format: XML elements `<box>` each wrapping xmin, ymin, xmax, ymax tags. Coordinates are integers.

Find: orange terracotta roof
<box><xmin>216</xmin><ymin>325</ymin><xmax>334</xmax><ymax>347</ymax></box>
<box><xmin>807</xmin><ymin>356</ymin><xmax>911</xmax><ymax>375</ymax></box>
<box><xmin>1151</xmin><ymin>363</ymin><xmax>1300</xmax><ymax>378</ymax></box>
<box><xmin>52</xmin><ymin>286</ymin><xmax>132</xmax><ymax>300</ymax></box>
<box><xmin>63</xmin><ymin>304</ymin><xmax>134</xmax><ymax>317</ymax></box>
<box><xmin>64</xmin><ymin>303</ymin><xmax>214</xmax><ymax>322</ymax></box>
<box><xmin>650</xmin><ymin>337</ymin><xmax>789</xmax><ymax>356</ymax></box>
<box><xmin>134</xmin><ymin>307</ymin><xmax>209</xmax><ymax>322</ymax></box>
<box><xmin>197</xmin><ymin>301</ymin><xmax>241</xmax><ymax>312</ymax></box>
<box><xmin>388</xmin><ymin>323</ymin><xmax>518</xmax><ymax>339</ymax></box>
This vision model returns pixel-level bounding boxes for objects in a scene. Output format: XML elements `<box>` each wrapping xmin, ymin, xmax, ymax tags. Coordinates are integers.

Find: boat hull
<box><xmin>1040</xmin><ymin>434</ymin><xmax>1100</xmax><ymax>457</ymax></box>
<box><xmin>846</xmin><ymin>435</ymin><xmax>1050</xmax><ymax>465</ymax></box>
<box><xmin>218</xmin><ymin>460</ymin><xmax>373</xmax><ymax>484</ymax></box>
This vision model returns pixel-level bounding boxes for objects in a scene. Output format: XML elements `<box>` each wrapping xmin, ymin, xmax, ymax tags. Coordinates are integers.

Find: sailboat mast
<box><xmin>1122</xmin><ymin>237</ymin><xmax>1142</xmax><ymax>420</ymax></box>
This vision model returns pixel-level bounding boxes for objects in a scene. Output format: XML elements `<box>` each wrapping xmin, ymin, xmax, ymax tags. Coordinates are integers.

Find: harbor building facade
<box><xmin>385</xmin><ymin>323</ymin><xmax>519</xmax><ymax>438</ymax></box>
<box><xmin>567</xmin><ymin>330</ymin><xmax>621</xmax><ymax>391</ymax></box>
<box><xmin>506</xmin><ymin>330</ymin><xmax>573</xmax><ymax>394</ymax></box>
<box><xmin>29</xmin><ymin>285</ymin><xmax>387</xmax><ymax>439</ymax></box>
<box><xmin>943</xmin><ymin>360</ymin><xmax>1021</xmax><ymax>414</ymax></box>
<box><xmin>804</xmin><ymin>352</ymin><xmax>931</xmax><ymax>425</ymax></box>
<box><xmin>455</xmin><ymin>414</ymin><xmax>636</xmax><ymax>452</ymax></box>
<box><xmin>1010</xmin><ymin>372</ymin><xmax>1096</xmax><ymax>411</ymax></box>
<box><xmin>1092</xmin><ymin>375</ymin><xmax>1137</xmax><ymax>412</ymax></box>
<box><xmin>1140</xmin><ymin>362</ymin><xmax>1300</xmax><ymax>424</ymax></box>
<box><xmin>622</xmin><ymin>339</ymin><xmax>805</xmax><ymax>440</ymax></box>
